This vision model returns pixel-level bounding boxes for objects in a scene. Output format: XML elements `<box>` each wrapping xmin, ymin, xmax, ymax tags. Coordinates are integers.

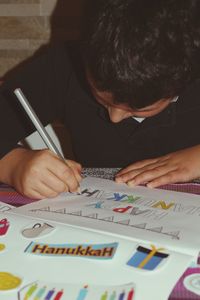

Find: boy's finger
<box><xmin>116</xmin><ymin>158</ymin><xmax>159</xmax><ymax>176</ymax></box>
<box><xmin>147</xmin><ymin>171</ymin><xmax>179</xmax><ymax>188</ymax></box>
<box><xmin>65</xmin><ymin>160</ymin><xmax>82</xmax><ymax>182</ymax></box>
<box><xmin>119</xmin><ymin>164</ymin><xmax>175</xmax><ymax>186</ymax></box>
<box><xmin>115</xmin><ymin>161</ymin><xmax>167</xmax><ymax>183</ymax></box>
<box><xmin>46</xmin><ymin>157</ymin><xmax>81</xmax><ymax>192</ymax></box>
<box><xmin>40</xmin><ymin>171</ymin><xmax>70</xmax><ymax>194</ymax></box>
<box><xmin>60</xmin><ymin>167</ymin><xmax>80</xmax><ymax>192</ymax></box>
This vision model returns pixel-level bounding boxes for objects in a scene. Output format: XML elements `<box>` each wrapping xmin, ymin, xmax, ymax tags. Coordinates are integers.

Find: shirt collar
<box><xmin>132</xmin><ymin>96</ymin><xmax>179</xmax><ymax>123</ymax></box>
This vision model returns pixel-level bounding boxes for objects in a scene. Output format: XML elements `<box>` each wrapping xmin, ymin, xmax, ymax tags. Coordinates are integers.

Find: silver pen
<box><xmin>14</xmin><ymin>88</ymin><xmax>64</xmax><ymax>160</ymax></box>
<box><xmin>14</xmin><ymin>88</ymin><xmax>81</xmax><ymax>193</ymax></box>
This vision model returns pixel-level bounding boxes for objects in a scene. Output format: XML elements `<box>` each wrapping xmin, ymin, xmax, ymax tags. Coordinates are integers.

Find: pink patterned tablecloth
<box><xmin>1</xmin><ymin>168</ymin><xmax>200</xmax><ymax>300</ymax></box>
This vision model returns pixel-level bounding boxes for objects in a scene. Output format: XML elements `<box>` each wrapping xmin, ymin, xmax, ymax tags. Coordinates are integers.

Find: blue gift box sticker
<box><xmin>127</xmin><ymin>245</ymin><xmax>169</xmax><ymax>271</ymax></box>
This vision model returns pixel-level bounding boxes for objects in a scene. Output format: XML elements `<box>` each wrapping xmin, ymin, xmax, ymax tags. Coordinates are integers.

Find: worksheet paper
<box><xmin>6</xmin><ymin>176</ymin><xmax>200</xmax><ymax>299</ymax></box>
<box><xmin>12</xmin><ymin>177</ymin><xmax>200</xmax><ymax>257</ymax></box>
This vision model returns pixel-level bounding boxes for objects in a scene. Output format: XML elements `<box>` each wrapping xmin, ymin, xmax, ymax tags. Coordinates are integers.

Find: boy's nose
<box><xmin>108</xmin><ymin>107</ymin><xmax>133</xmax><ymax>123</ymax></box>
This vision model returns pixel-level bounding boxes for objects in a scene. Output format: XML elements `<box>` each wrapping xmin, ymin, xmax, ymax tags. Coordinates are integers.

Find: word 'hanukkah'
<box><xmin>25</xmin><ymin>242</ymin><xmax>118</xmax><ymax>259</ymax></box>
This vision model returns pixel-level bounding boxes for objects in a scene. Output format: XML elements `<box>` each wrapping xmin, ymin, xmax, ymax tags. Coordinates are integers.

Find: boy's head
<box><xmin>83</xmin><ymin>0</ymin><xmax>200</xmax><ymax>110</ymax></box>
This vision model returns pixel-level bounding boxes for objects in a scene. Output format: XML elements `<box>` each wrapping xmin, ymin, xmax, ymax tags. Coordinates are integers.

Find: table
<box><xmin>1</xmin><ymin>168</ymin><xmax>200</xmax><ymax>299</ymax></box>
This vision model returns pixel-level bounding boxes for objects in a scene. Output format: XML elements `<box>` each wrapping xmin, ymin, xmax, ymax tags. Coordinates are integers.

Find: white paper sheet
<box><xmin>11</xmin><ymin>177</ymin><xmax>200</xmax><ymax>257</ymax></box>
<box><xmin>0</xmin><ymin>201</ymin><xmax>14</xmax><ymax>212</ymax></box>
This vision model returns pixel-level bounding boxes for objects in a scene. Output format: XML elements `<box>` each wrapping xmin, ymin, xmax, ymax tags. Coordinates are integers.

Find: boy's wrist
<box><xmin>0</xmin><ymin>147</ymin><xmax>30</xmax><ymax>186</ymax></box>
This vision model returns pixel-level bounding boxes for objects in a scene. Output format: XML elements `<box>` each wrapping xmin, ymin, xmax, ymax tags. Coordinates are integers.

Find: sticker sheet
<box><xmin>0</xmin><ymin>211</ymin><xmax>193</xmax><ymax>300</ymax></box>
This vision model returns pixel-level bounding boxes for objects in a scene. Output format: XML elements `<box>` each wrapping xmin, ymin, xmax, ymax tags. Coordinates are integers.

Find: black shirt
<box><xmin>0</xmin><ymin>42</ymin><xmax>200</xmax><ymax>167</ymax></box>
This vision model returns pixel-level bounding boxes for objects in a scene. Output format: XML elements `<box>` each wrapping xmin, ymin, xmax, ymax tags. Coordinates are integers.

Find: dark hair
<box><xmin>82</xmin><ymin>0</ymin><xmax>200</xmax><ymax>108</ymax></box>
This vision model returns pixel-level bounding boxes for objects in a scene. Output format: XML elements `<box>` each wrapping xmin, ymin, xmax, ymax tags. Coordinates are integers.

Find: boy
<box><xmin>0</xmin><ymin>0</ymin><xmax>200</xmax><ymax>199</ymax></box>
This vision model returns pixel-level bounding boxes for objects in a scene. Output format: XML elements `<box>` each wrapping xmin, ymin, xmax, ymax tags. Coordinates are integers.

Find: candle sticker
<box><xmin>22</xmin><ymin>222</ymin><xmax>54</xmax><ymax>238</ymax></box>
<box><xmin>100</xmin><ymin>290</ymin><xmax>108</xmax><ymax>300</ymax></box>
<box><xmin>18</xmin><ymin>282</ymin><xmax>64</xmax><ymax>300</ymax></box>
<box><xmin>109</xmin><ymin>291</ymin><xmax>116</xmax><ymax>300</ymax></box>
<box><xmin>33</xmin><ymin>285</ymin><xmax>46</xmax><ymax>299</ymax></box>
<box><xmin>0</xmin><ymin>218</ymin><xmax>9</xmax><ymax>236</ymax></box>
<box><xmin>127</xmin><ymin>245</ymin><xmax>169</xmax><ymax>271</ymax></box>
<box><xmin>44</xmin><ymin>288</ymin><xmax>55</xmax><ymax>299</ymax></box>
<box><xmin>0</xmin><ymin>272</ymin><xmax>22</xmax><ymax>291</ymax></box>
<box><xmin>127</xmin><ymin>288</ymin><xmax>134</xmax><ymax>300</ymax></box>
<box><xmin>53</xmin><ymin>289</ymin><xmax>63</xmax><ymax>300</ymax></box>
<box><xmin>18</xmin><ymin>281</ymin><xmax>135</xmax><ymax>300</ymax></box>
<box><xmin>23</xmin><ymin>283</ymin><xmax>38</xmax><ymax>299</ymax></box>
<box><xmin>76</xmin><ymin>285</ymin><xmax>88</xmax><ymax>300</ymax></box>
<box><xmin>118</xmin><ymin>290</ymin><xmax>125</xmax><ymax>300</ymax></box>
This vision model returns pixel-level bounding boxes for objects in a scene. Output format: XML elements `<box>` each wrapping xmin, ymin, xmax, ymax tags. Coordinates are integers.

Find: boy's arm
<box><xmin>0</xmin><ymin>147</ymin><xmax>82</xmax><ymax>199</ymax></box>
<box><xmin>115</xmin><ymin>145</ymin><xmax>200</xmax><ymax>187</ymax></box>
<box><xmin>0</xmin><ymin>44</ymin><xmax>83</xmax><ymax>197</ymax></box>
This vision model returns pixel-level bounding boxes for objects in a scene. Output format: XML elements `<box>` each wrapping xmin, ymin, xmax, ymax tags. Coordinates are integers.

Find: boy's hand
<box><xmin>115</xmin><ymin>145</ymin><xmax>200</xmax><ymax>188</ymax></box>
<box><xmin>0</xmin><ymin>148</ymin><xmax>82</xmax><ymax>199</ymax></box>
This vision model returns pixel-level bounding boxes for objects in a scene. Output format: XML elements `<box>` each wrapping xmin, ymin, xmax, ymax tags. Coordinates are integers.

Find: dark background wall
<box><xmin>0</xmin><ymin>0</ymin><xmax>87</xmax><ymax>157</ymax></box>
<box><xmin>0</xmin><ymin>0</ymin><xmax>85</xmax><ymax>77</ymax></box>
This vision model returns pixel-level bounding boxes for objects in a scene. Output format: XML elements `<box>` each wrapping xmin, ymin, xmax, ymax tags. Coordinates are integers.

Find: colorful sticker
<box><xmin>0</xmin><ymin>219</ymin><xmax>9</xmax><ymax>236</ymax></box>
<box><xmin>23</xmin><ymin>282</ymin><xmax>38</xmax><ymax>299</ymax></box>
<box><xmin>24</xmin><ymin>242</ymin><xmax>118</xmax><ymax>259</ymax></box>
<box><xmin>0</xmin><ymin>272</ymin><xmax>22</xmax><ymax>291</ymax></box>
<box><xmin>127</xmin><ymin>244</ymin><xmax>169</xmax><ymax>270</ymax></box>
<box><xmin>0</xmin><ymin>244</ymin><xmax>5</xmax><ymax>252</ymax></box>
<box><xmin>183</xmin><ymin>274</ymin><xmax>200</xmax><ymax>296</ymax></box>
<box><xmin>76</xmin><ymin>285</ymin><xmax>88</xmax><ymax>300</ymax></box>
<box><xmin>18</xmin><ymin>282</ymin><xmax>63</xmax><ymax>300</ymax></box>
<box><xmin>18</xmin><ymin>281</ymin><xmax>135</xmax><ymax>300</ymax></box>
<box><xmin>31</xmin><ymin>285</ymin><xmax>47</xmax><ymax>299</ymax></box>
<box><xmin>21</xmin><ymin>222</ymin><xmax>54</xmax><ymax>238</ymax></box>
